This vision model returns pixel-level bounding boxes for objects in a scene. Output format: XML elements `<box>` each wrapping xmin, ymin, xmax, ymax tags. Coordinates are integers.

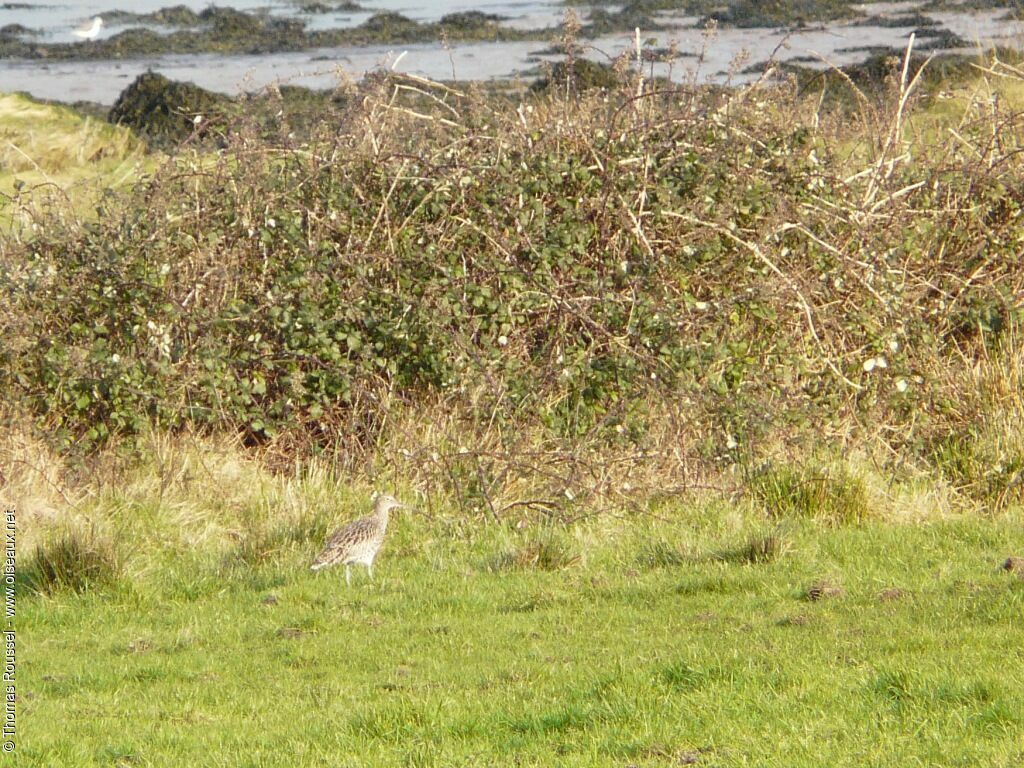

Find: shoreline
<box><xmin>2</xmin><ymin>24</ymin><xmax>1016</xmax><ymax>106</ymax></box>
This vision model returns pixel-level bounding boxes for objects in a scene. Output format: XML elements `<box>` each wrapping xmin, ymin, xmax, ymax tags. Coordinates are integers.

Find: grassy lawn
<box><xmin>18</xmin><ymin>507</ymin><xmax>1024</xmax><ymax>767</ymax></box>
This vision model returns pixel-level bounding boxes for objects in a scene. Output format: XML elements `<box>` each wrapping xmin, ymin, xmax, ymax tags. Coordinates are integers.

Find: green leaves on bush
<box><xmin>3</xmin><ymin>71</ymin><xmax>1021</xmax><ymax>468</ymax></box>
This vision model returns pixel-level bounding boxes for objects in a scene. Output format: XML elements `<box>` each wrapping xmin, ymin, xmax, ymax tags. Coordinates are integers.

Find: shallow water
<box><xmin>0</xmin><ymin>0</ymin><xmax>1020</xmax><ymax>104</ymax></box>
<box><xmin>0</xmin><ymin>41</ymin><xmax>553</xmax><ymax>103</ymax></box>
<box><xmin>3</xmin><ymin>0</ymin><xmax>559</xmax><ymax>38</ymax></box>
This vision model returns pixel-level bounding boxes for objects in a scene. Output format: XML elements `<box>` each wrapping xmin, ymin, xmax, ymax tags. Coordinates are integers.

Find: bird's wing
<box><xmin>311</xmin><ymin>516</ymin><xmax>375</xmax><ymax>565</ymax></box>
<box><xmin>329</xmin><ymin>516</ymin><xmax>375</xmax><ymax>546</ymax></box>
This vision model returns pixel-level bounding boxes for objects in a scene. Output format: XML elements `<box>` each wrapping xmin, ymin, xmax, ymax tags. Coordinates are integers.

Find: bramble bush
<box><xmin>2</xmin><ymin>54</ymin><xmax>1023</xmax><ymax>509</ymax></box>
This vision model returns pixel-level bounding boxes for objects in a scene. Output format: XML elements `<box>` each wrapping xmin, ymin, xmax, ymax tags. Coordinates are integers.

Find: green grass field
<box><xmin>18</xmin><ymin>500</ymin><xmax>1024</xmax><ymax>767</ymax></box>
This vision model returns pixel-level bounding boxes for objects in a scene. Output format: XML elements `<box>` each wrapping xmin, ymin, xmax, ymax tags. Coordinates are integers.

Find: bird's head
<box><xmin>373</xmin><ymin>494</ymin><xmax>406</xmax><ymax>516</ymax></box>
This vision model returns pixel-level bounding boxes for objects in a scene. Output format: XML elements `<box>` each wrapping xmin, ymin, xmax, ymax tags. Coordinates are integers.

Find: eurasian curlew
<box><xmin>311</xmin><ymin>494</ymin><xmax>405</xmax><ymax>585</ymax></box>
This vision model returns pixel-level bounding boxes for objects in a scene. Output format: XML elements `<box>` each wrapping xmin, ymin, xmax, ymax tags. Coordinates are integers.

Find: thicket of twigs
<box><xmin>2</xmin><ymin>42</ymin><xmax>1023</xmax><ymax>518</ymax></box>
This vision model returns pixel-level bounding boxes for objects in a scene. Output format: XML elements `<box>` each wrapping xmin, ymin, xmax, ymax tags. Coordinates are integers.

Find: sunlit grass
<box><xmin>16</xmin><ymin>503</ymin><xmax>1024</xmax><ymax>767</ymax></box>
<box><xmin>6</xmin><ymin>434</ymin><xmax>1023</xmax><ymax>766</ymax></box>
<box><xmin>0</xmin><ymin>92</ymin><xmax>151</xmax><ymax>228</ymax></box>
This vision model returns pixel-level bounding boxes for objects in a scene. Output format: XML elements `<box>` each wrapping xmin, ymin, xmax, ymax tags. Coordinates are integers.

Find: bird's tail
<box><xmin>310</xmin><ymin>551</ymin><xmax>336</xmax><ymax>571</ymax></box>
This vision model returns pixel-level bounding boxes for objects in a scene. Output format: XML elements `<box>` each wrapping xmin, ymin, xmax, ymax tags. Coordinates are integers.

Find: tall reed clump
<box><xmin>746</xmin><ymin>460</ymin><xmax>871</xmax><ymax>525</ymax></box>
<box><xmin>21</xmin><ymin>526</ymin><xmax>123</xmax><ymax>595</ymax></box>
<box><xmin>1</xmin><ymin>45</ymin><xmax>1022</xmax><ymax>514</ymax></box>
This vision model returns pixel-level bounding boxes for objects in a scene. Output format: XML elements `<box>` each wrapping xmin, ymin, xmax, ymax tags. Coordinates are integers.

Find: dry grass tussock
<box><xmin>0</xmin><ymin>94</ymin><xmax>137</xmax><ymax>174</ymax></box>
<box><xmin>0</xmin><ymin>93</ymin><xmax>146</xmax><ymax>225</ymax></box>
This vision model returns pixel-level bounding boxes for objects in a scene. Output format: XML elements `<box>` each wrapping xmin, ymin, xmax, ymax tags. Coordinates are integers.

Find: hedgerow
<box><xmin>2</xmin><ymin>54</ymin><xmax>1022</xmax><ymax>508</ymax></box>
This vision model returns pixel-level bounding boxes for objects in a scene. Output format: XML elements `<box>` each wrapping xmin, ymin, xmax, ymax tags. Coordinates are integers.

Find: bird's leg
<box><xmin>368</xmin><ymin>563</ymin><xmax>374</xmax><ymax>582</ymax></box>
<box><xmin>345</xmin><ymin>565</ymin><xmax>351</xmax><ymax>587</ymax></box>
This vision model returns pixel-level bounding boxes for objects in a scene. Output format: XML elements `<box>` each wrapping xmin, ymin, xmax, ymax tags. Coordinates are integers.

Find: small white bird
<box><xmin>72</xmin><ymin>17</ymin><xmax>103</xmax><ymax>42</ymax></box>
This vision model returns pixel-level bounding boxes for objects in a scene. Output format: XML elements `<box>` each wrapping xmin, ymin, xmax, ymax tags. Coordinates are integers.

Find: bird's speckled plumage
<box><xmin>311</xmin><ymin>494</ymin><xmax>404</xmax><ymax>584</ymax></box>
